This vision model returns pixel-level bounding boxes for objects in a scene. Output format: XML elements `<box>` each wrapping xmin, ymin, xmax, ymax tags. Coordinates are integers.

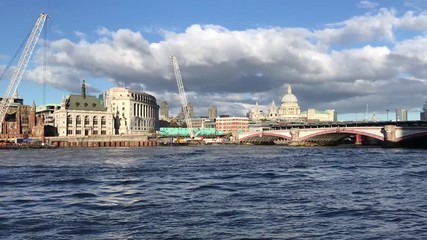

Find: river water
<box><xmin>0</xmin><ymin>146</ymin><xmax>426</xmax><ymax>239</ymax></box>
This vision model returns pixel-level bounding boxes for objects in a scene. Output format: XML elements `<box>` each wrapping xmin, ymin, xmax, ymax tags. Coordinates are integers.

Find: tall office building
<box><xmin>159</xmin><ymin>101</ymin><xmax>169</xmax><ymax>120</ymax></box>
<box><xmin>178</xmin><ymin>103</ymin><xmax>193</xmax><ymax>121</ymax></box>
<box><xmin>182</xmin><ymin>103</ymin><xmax>193</xmax><ymax>118</ymax></box>
<box><xmin>208</xmin><ymin>105</ymin><xmax>217</xmax><ymax>120</ymax></box>
<box><xmin>396</xmin><ymin>108</ymin><xmax>408</xmax><ymax>122</ymax></box>
<box><xmin>421</xmin><ymin>101</ymin><xmax>427</xmax><ymax>121</ymax></box>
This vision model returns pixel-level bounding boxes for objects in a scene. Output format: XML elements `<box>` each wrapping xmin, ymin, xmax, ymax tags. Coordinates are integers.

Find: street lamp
<box><xmin>386</xmin><ymin>109</ymin><xmax>389</xmax><ymax>121</ymax></box>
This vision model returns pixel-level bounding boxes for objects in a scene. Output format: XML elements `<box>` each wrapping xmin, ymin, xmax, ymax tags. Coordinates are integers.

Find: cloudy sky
<box><xmin>1</xmin><ymin>0</ymin><xmax>427</xmax><ymax>120</ymax></box>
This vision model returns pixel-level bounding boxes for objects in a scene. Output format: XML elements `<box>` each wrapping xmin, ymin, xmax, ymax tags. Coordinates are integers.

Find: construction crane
<box><xmin>0</xmin><ymin>13</ymin><xmax>48</xmax><ymax>133</ymax></box>
<box><xmin>170</xmin><ymin>55</ymin><xmax>195</xmax><ymax>139</ymax></box>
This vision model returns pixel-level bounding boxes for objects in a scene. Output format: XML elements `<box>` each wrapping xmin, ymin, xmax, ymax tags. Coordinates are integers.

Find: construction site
<box><xmin>0</xmin><ymin>14</ymin><xmax>227</xmax><ymax>148</ymax></box>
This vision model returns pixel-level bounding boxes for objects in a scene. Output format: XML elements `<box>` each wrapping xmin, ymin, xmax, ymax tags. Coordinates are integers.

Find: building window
<box><xmin>76</xmin><ymin>115</ymin><xmax>81</xmax><ymax>126</ymax></box>
<box><xmin>93</xmin><ymin>130</ymin><xmax>98</xmax><ymax>135</ymax></box>
<box><xmin>93</xmin><ymin>116</ymin><xmax>98</xmax><ymax>126</ymax></box>
<box><xmin>67</xmin><ymin>115</ymin><xmax>72</xmax><ymax>125</ymax></box>
<box><xmin>21</xmin><ymin>115</ymin><xmax>29</xmax><ymax>125</ymax></box>
<box><xmin>101</xmin><ymin>130</ymin><xmax>106</xmax><ymax>135</ymax></box>
<box><xmin>84</xmin><ymin>116</ymin><xmax>90</xmax><ymax>126</ymax></box>
<box><xmin>67</xmin><ymin>129</ymin><xmax>73</xmax><ymax>135</ymax></box>
<box><xmin>101</xmin><ymin>116</ymin><xmax>106</xmax><ymax>126</ymax></box>
<box><xmin>76</xmin><ymin>130</ymin><xmax>82</xmax><ymax>135</ymax></box>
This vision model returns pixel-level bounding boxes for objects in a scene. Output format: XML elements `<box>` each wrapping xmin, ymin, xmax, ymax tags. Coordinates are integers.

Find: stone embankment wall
<box><xmin>47</xmin><ymin>134</ymin><xmax>159</xmax><ymax>148</ymax></box>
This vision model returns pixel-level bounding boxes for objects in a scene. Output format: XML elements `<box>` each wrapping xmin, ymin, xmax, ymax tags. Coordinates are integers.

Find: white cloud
<box><xmin>74</xmin><ymin>31</ymin><xmax>86</xmax><ymax>39</ymax></box>
<box><xmin>357</xmin><ymin>1</ymin><xmax>379</xmax><ymax>9</ymax></box>
<box><xmin>25</xmin><ymin>8</ymin><xmax>427</xmax><ymax>117</ymax></box>
<box><xmin>316</xmin><ymin>8</ymin><xmax>397</xmax><ymax>45</ymax></box>
<box><xmin>397</xmin><ymin>11</ymin><xmax>427</xmax><ymax>30</ymax></box>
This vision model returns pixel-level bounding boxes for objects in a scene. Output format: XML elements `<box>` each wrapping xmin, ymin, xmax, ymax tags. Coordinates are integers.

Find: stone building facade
<box><xmin>249</xmin><ymin>84</ymin><xmax>336</xmax><ymax>122</ymax></box>
<box><xmin>277</xmin><ymin>85</ymin><xmax>301</xmax><ymax>119</ymax></box>
<box><xmin>54</xmin><ymin>81</ymin><xmax>114</xmax><ymax>136</ymax></box>
<box><xmin>103</xmin><ymin>87</ymin><xmax>159</xmax><ymax>134</ymax></box>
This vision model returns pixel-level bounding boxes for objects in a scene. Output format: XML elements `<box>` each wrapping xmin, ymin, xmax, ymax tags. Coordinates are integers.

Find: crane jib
<box><xmin>0</xmin><ymin>13</ymin><xmax>48</xmax><ymax>133</ymax></box>
<box><xmin>170</xmin><ymin>56</ymin><xmax>195</xmax><ymax>139</ymax></box>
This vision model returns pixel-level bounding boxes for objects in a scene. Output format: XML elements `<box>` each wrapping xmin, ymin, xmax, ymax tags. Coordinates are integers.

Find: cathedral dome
<box><xmin>281</xmin><ymin>85</ymin><xmax>298</xmax><ymax>104</ymax></box>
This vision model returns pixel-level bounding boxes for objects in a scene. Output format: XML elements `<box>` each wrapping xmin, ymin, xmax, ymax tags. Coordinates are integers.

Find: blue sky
<box><xmin>1</xmin><ymin>0</ymin><xmax>427</xmax><ymax>120</ymax></box>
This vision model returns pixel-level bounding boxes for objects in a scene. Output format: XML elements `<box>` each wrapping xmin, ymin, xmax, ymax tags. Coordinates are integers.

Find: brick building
<box><xmin>0</xmin><ymin>98</ymin><xmax>44</xmax><ymax>139</ymax></box>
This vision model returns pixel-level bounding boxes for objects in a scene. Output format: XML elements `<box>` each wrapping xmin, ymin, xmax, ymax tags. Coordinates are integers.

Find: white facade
<box><xmin>36</xmin><ymin>104</ymin><xmax>61</xmax><ymax>126</ymax></box>
<box><xmin>54</xmin><ymin>96</ymin><xmax>114</xmax><ymax>137</ymax></box>
<box><xmin>278</xmin><ymin>85</ymin><xmax>301</xmax><ymax>119</ymax></box>
<box><xmin>268</xmin><ymin>100</ymin><xmax>278</xmax><ymax>119</ymax></box>
<box><xmin>302</xmin><ymin>109</ymin><xmax>337</xmax><ymax>122</ymax></box>
<box><xmin>250</xmin><ymin>101</ymin><xmax>265</xmax><ymax>121</ymax></box>
<box><xmin>104</xmin><ymin>87</ymin><xmax>159</xmax><ymax>134</ymax></box>
<box><xmin>250</xmin><ymin>84</ymin><xmax>336</xmax><ymax>122</ymax></box>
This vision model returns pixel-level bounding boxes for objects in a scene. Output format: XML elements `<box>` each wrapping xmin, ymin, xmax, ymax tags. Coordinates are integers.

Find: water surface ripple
<box><xmin>0</xmin><ymin>146</ymin><xmax>426</xmax><ymax>239</ymax></box>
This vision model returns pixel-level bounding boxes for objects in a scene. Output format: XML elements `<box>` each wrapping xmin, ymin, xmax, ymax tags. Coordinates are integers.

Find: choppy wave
<box><xmin>0</xmin><ymin>146</ymin><xmax>426</xmax><ymax>239</ymax></box>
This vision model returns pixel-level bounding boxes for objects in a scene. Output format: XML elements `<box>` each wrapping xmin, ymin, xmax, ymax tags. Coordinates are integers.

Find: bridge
<box><xmin>238</xmin><ymin>121</ymin><xmax>427</xmax><ymax>147</ymax></box>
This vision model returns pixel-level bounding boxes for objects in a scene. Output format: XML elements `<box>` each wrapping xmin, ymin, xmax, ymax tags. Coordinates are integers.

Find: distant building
<box><xmin>421</xmin><ymin>101</ymin><xmax>427</xmax><ymax>121</ymax></box>
<box><xmin>159</xmin><ymin>101</ymin><xmax>169</xmax><ymax>120</ymax></box>
<box><xmin>0</xmin><ymin>97</ymin><xmax>44</xmax><ymax>138</ymax></box>
<box><xmin>186</xmin><ymin>103</ymin><xmax>193</xmax><ymax>118</ymax></box>
<box><xmin>178</xmin><ymin>103</ymin><xmax>193</xmax><ymax>121</ymax></box>
<box><xmin>268</xmin><ymin>100</ymin><xmax>278</xmax><ymax>120</ymax></box>
<box><xmin>215</xmin><ymin>116</ymin><xmax>249</xmax><ymax>134</ymax></box>
<box><xmin>36</xmin><ymin>104</ymin><xmax>61</xmax><ymax>127</ymax></box>
<box><xmin>54</xmin><ymin>80</ymin><xmax>114</xmax><ymax>136</ymax></box>
<box><xmin>302</xmin><ymin>109</ymin><xmax>337</xmax><ymax>122</ymax></box>
<box><xmin>250</xmin><ymin>84</ymin><xmax>336</xmax><ymax>122</ymax></box>
<box><xmin>191</xmin><ymin>117</ymin><xmax>206</xmax><ymax>129</ymax></box>
<box><xmin>396</xmin><ymin>108</ymin><xmax>408</xmax><ymax>122</ymax></box>
<box><xmin>249</xmin><ymin>101</ymin><xmax>265</xmax><ymax>121</ymax></box>
<box><xmin>277</xmin><ymin>85</ymin><xmax>301</xmax><ymax>120</ymax></box>
<box><xmin>208</xmin><ymin>105</ymin><xmax>217</xmax><ymax>120</ymax></box>
<box><xmin>191</xmin><ymin>117</ymin><xmax>216</xmax><ymax>129</ymax></box>
<box><xmin>203</xmin><ymin>119</ymin><xmax>216</xmax><ymax>129</ymax></box>
<box><xmin>103</xmin><ymin>87</ymin><xmax>159</xmax><ymax>134</ymax></box>
<box><xmin>37</xmin><ymin>103</ymin><xmax>61</xmax><ymax>136</ymax></box>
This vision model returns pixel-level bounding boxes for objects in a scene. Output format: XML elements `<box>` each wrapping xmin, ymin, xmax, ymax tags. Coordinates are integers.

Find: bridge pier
<box><xmin>289</xmin><ymin>128</ymin><xmax>301</xmax><ymax>145</ymax></box>
<box><xmin>355</xmin><ymin>134</ymin><xmax>362</xmax><ymax>145</ymax></box>
<box><xmin>382</xmin><ymin>125</ymin><xmax>399</xmax><ymax>147</ymax></box>
<box><xmin>290</xmin><ymin>128</ymin><xmax>300</xmax><ymax>141</ymax></box>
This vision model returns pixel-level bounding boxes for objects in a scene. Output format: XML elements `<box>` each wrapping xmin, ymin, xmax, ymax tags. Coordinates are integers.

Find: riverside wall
<box><xmin>47</xmin><ymin>134</ymin><xmax>159</xmax><ymax>148</ymax></box>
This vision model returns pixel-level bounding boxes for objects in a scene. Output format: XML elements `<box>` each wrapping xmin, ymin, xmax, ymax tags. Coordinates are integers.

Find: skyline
<box><xmin>1</xmin><ymin>0</ymin><xmax>427</xmax><ymax>120</ymax></box>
